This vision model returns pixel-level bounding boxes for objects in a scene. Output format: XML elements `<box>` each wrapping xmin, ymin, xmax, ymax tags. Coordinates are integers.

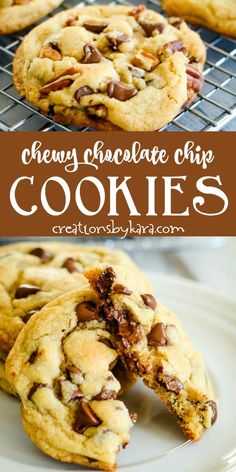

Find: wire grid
<box><xmin>0</xmin><ymin>0</ymin><xmax>236</xmax><ymax>132</ymax></box>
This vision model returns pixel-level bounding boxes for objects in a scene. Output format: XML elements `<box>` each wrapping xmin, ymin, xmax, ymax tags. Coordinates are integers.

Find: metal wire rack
<box><xmin>0</xmin><ymin>0</ymin><xmax>236</xmax><ymax>132</ymax></box>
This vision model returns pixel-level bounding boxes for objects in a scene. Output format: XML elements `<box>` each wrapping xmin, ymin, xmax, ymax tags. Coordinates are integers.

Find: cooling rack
<box><xmin>0</xmin><ymin>0</ymin><xmax>235</xmax><ymax>132</ymax></box>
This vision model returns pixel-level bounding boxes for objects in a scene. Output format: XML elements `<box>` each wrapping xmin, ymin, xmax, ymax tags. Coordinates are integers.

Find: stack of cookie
<box><xmin>0</xmin><ymin>242</ymin><xmax>217</xmax><ymax>471</ymax></box>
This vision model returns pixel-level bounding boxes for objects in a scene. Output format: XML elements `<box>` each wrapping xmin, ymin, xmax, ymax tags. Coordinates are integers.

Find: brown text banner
<box><xmin>0</xmin><ymin>132</ymin><xmax>235</xmax><ymax>237</ymax></box>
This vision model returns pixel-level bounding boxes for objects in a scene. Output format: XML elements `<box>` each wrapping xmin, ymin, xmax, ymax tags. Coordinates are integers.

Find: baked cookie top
<box><xmin>0</xmin><ymin>242</ymin><xmax>144</xmax><ymax>352</ymax></box>
<box><xmin>0</xmin><ymin>0</ymin><xmax>64</xmax><ymax>35</ymax></box>
<box><xmin>13</xmin><ymin>5</ymin><xmax>206</xmax><ymax>131</ymax></box>
<box><xmin>162</xmin><ymin>0</ymin><xmax>236</xmax><ymax>38</ymax></box>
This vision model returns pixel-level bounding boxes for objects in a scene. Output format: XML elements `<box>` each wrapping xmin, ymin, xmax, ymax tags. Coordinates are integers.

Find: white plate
<box><xmin>1</xmin><ymin>274</ymin><xmax>236</xmax><ymax>472</ymax></box>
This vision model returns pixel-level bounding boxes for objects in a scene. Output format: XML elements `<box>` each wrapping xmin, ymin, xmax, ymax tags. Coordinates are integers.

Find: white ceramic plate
<box><xmin>1</xmin><ymin>274</ymin><xmax>236</xmax><ymax>472</ymax></box>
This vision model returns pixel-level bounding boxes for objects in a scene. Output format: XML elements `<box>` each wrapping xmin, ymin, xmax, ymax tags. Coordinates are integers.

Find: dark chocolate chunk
<box><xmin>206</xmin><ymin>400</ymin><xmax>217</xmax><ymax>425</ymax></box>
<box><xmin>148</xmin><ymin>323</ymin><xmax>168</xmax><ymax>347</ymax></box>
<box><xmin>29</xmin><ymin>247</ymin><xmax>53</xmax><ymax>262</ymax></box>
<box><xmin>62</xmin><ymin>257</ymin><xmax>81</xmax><ymax>273</ymax></box>
<box><xmin>99</xmin><ymin>337</ymin><xmax>114</xmax><ymax>349</ymax></box>
<box><xmin>15</xmin><ymin>284</ymin><xmax>40</xmax><ymax>299</ymax></box>
<box><xmin>29</xmin><ymin>350</ymin><xmax>38</xmax><ymax>364</ymax></box>
<box><xmin>28</xmin><ymin>383</ymin><xmax>47</xmax><ymax>400</ymax></box>
<box><xmin>81</xmin><ymin>44</ymin><xmax>103</xmax><ymax>64</ymax></box>
<box><xmin>83</xmin><ymin>22</ymin><xmax>108</xmax><ymax>33</ymax></box>
<box><xmin>22</xmin><ymin>308</ymin><xmax>40</xmax><ymax>323</ymax></box>
<box><xmin>94</xmin><ymin>267</ymin><xmax>116</xmax><ymax>297</ymax></box>
<box><xmin>107</xmin><ymin>81</ymin><xmax>138</xmax><ymax>101</ymax></box>
<box><xmin>76</xmin><ymin>301</ymin><xmax>98</xmax><ymax>322</ymax></box>
<box><xmin>169</xmin><ymin>18</ymin><xmax>183</xmax><ymax>29</ymax></box>
<box><xmin>107</xmin><ymin>33</ymin><xmax>129</xmax><ymax>51</ymax></box>
<box><xmin>113</xmin><ymin>284</ymin><xmax>132</xmax><ymax>295</ymax></box>
<box><xmin>75</xmin><ymin>86</ymin><xmax>94</xmax><ymax>103</ymax></box>
<box><xmin>141</xmin><ymin>294</ymin><xmax>157</xmax><ymax>310</ymax></box>
<box><xmin>139</xmin><ymin>21</ymin><xmax>164</xmax><ymax>37</ymax></box>
<box><xmin>73</xmin><ymin>401</ymin><xmax>101</xmax><ymax>433</ymax></box>
<box><xmin>70</xmin><ymin>387</ymin><xmax>84</xmax><ymax>401</ymax></box>
<box><xmin>93</xmin><ymin>388</ymin><xmax>117</xmax><ymax>400</ymax></box>
<box><xmin>160</xmin><ymin>374</ymin><xmax>183</xmax><ymax>393</ymax></box>
<box><xmin>163</xmin><ymin>39</ymin><xmax>187</xmax><ymax>55</ymax></box>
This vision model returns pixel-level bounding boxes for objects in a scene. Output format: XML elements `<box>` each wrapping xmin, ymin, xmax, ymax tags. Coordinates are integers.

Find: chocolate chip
<box><xmin>15</xmin><ymin>284</ymin><xmax>40</xmax><ymax>299</ymax></box>
<box><xmin>206</xmin><ymin>400</ymin><xmax>217</xmax><ymax>425</ymax></box>
<box><xmin>128</xmin><ymin>5</ymin><xmax>145</xmax><ymax>18</ymax></box>
<box><xmin>81</xmin><ymin>44</ymin><xmax>103</xmax><ymax>64</ymax></box>
<box><xmin>28</xmin><ymin>383</ymin><xmax>47</xmax><ymax>400</ymax></box>
<box><xmin>141</xmin><ymin>294</ymin><xmax>157</xmax><ymax>310</ymax></box>
<box><xmin>107</xmin><ymin>33</ymin><xmax>129</xmax><ymax>51</ymax></box>
<box><xmin>40</xmin><ymin>78</ymin><xmax>73</xmax><ymax>95</ymax></box>
<box><xmin>62</xmin><ymin>257</ymin><xmax>81</xmax><ymax>273</ymax></box>
<box><xmin>189</xmin><ymin>56</ymin><xmax>200</xmax><ymax>64</ymax></box>
<box><xmin>113</xmin><ymin>284</ymin><xmax>132</xmax><ymax>295</ymax></box>
<box><xmin>74</xmin><ymin>86</ymin><xmax>94</xmax><ymax>104</ymax></box>
<box><xmin>83</xmin><ymin>22</ymin><xmax>108</xmax><ymax>33</ymax></box>
<box><xmin>49</xmin><ymin>42</ymin><xmax>61</xmax><ymax>53</ymax></box>
<box><xmin>76</xmin><ymin>301</ymin><xmax>98</xmax><ymax>322</ymax></box>
<box><xmin>93</xmin><ymin>267</ymin><xmax>116</xmax><ymax>297</ymax></box>
<box><xmin>99</xmin><ymin>337</ymin><xmax>114</xmax><ymax>349</ymax></box>
<box><xmin>67</xmin><ymin>365</ymin><xmax>83</xmax><ymax>377</ymax></box>
<box><xmin>29</xmin><ymin>350</ymin><xmax>38</xmax><ymax>364</ymax></box>
<box><xmin>70</xmin><ymin>387</ymin><xmax>84</xmax><ymax>401</ymax></box>
<box><xmin>148</xmin><ymin>323</ymin><xmax>168</xmax><ymax>347</ymax></box>
<box><xmin>163</xmin><ymin>39</ymin><xmax>187</xmax><ymax>56</ymax></box>
<box><xmin>66</xmin><ymin>15</ymin><xmax>78</xmax><ymax>26</ymax></box>
<box><xmin>93</xmin><ymin>388</ymin><xmax>117</xmax><ymax>400</ymax></box>
<box><xmin>118</xmin><ymin>318</ymin><xmax>141</xmax><ymax>346</ymax></box>
<box><xmin>139</xmin><ymin>21</ymin><xmax>164</xmax><ymax>37</ymax></box>
<box><xmin>169</xmin><ymin>18</ymin><xmax>183</xmax><ymax>29</ymax></box>
<box><xmin>160</xmin><ymin>374</ymin><xmax>183</xmax><ymax>393</ymax></box>
<box><xmin>73</xmin><ymin>401</ymin><xmax>101</xmax><ymax>433</ymax></box>
<box><xmin>29</xmin><ymin>247</ymin><xmax>53</xmax><ymax>262</ymax></box>
<box><xmin>22</xmin><ymin>308</ymin><xmax>40</xmax><ymax>323</ymax></box>
<box><xmin>130</xmin><ymin>412</ymin><xmax>138</xmax><ymax>423</ymax></box>
<box><xmin>107</xmin><ymin>81</ymin><xmax>138</xmax><ymax>101</ymax></box>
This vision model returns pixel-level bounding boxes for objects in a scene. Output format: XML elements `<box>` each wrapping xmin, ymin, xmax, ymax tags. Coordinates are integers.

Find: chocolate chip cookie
<box><xmin>162</xmin><ymin>0</ymin><xmax>236</xmax><ymax>38</ymax></box>
<box><xmin>6</xmin><ymin>265</ymin><xmax>217</xmax><ymax>469</ymax></box>
<box><xmin>0</xmin><ymin>0</ymin><xmax>64</xmax><ymax>35</ymax></box>
<box><xmin>13</xmin><ymin>5</ymin><xmax>206</xmax><ymax>131</ymax></box>
<box><xmin>6</xmin><ymin>265</ymin><xmax>155</xmax><ymax>470</ymax></box>
<box><xmin>0</xmin><ymin>242</ymin><xmax>144</xmax><ymax>392</ymax></box>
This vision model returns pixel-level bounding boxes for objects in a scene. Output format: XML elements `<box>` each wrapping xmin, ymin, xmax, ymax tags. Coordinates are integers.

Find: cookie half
<box><xmin>162</xmin><ymin>0</ymin><xmax>236</xmax><ymax>38</ymax></box>
<box><xmin>13</xmin><ymin>5</ymin><xmax>206</xmax><ymax>131</ymax></box>
<box><xmin>0</xmin><ymin>0</ymin><xmax>64</xmax><ymax>35</ymax></box>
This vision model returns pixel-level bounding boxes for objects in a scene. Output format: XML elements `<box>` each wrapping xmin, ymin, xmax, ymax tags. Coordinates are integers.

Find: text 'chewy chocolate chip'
<box><xmin>81</xmin><ymin>44</ymin><xmax>103</xmax><ymax>64</ymax></box>
<box><xmin>15</xmin><ymin>285</ymin><xmax>41</xmax><ymax>299</ymax></box>
<box><xmin>141</xmin><ymin>294</ymin><xmax>157</xmax><ymax>310</ymax></box>
<box><xmin>73</xmin><ymin>401</ymin><xmax>101</xmax><ymax>433</ymax></box>
<box><xmin>29</xmin><ymin>247</ymin><xmax>53</xmax><ymax>262</ymax></box>
<box><xmin>107</xmin><ymin>81</ymin><xmax>138</xmax><ymax>101</ymax></box>
<box><xmin>76</xmin><ymin>301</ymin><xmax>98</xmax><ymax>322</ymax></box>
<box><xmin>148</xmin><ymin>323</ymin><xmax>168</xmax><ymax>347</ymax></box>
